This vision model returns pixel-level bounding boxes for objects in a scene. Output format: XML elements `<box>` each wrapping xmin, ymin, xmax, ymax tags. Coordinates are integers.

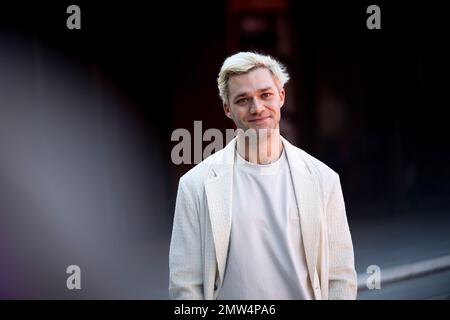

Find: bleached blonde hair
<box><xmin>217</xmin><ymin>51</ymin><xmax>290</xmax><ymax>104</ymax></box>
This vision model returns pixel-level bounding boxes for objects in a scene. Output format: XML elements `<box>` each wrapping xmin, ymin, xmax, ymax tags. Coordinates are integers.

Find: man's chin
<box><xmin>240</xmin><ymin>126</ymin><xmax>279</xmax><ymax>135</ymax></box>
<box><xmin>246</xmin><ymin>121</ymin><xmax>274</xmax><ymax>129</ymax></box>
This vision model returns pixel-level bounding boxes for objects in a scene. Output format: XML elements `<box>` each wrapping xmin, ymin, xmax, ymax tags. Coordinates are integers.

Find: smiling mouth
<box><xmin>249</xmin><ymin>116</ymin><xmax>270</xmax><ymax>123</ymax></box>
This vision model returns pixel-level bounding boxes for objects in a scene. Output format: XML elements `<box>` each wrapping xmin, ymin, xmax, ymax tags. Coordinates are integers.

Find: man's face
<box><xmin>223</xmin><ymin>67</ymin><xmax>285</xmax><ymax>132</ymax></box>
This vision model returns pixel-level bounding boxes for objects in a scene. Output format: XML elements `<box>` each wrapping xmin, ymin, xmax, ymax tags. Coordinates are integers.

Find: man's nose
<box><xmin>250</xmin><ymin>98</ymin><xmax>264</xmax><ymax>114</ymax></box>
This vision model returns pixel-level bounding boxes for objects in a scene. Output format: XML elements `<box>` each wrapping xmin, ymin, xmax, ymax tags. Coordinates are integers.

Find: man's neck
<box><xmin>236</xmin><ymin>128</ymin><xmax>283</xmax><ymax>165</ymax></box>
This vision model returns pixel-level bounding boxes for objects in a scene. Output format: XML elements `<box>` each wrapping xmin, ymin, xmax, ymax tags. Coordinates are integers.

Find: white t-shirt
<box><xmin>217</xmin><ymin>148</ymin><xmax>314</xmax><ymax>300</ymax></box>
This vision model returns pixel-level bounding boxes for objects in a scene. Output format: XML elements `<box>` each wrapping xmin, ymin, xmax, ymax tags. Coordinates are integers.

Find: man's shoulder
<box><xmin>178</xmin><ymin>145</ymin><xmax>229</xmax><ymax>187</ymax></box>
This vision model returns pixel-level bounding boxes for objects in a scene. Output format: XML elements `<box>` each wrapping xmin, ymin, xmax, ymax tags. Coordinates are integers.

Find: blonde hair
<box><xmin>217</xmin><ymin>51</ymin><xmax>290</xmax><ymax>104</ymax></box>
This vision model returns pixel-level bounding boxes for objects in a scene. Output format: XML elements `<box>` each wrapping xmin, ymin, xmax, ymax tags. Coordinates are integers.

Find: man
<box><xmin>169</xmin><ymin>52</ymin><xmax>357</xmax><ymax>299</ymax></box>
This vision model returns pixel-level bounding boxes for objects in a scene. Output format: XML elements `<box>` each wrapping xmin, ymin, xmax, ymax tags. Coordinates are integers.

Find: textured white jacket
<box><xmin>169</xmin><ymin>136</ymin><xmax>357</xmax><ymax>300</ymax></box>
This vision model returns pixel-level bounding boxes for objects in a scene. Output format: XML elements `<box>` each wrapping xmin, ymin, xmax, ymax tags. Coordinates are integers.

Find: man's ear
<box><xmin>223</xmin><ymin>103</ymin><xmax>233</xmax><ymax>119</ymax></box>
<box><xmin>279</xmin><ymin>88</ymin><xmax>286</xmax><ymax>108</ymax></box>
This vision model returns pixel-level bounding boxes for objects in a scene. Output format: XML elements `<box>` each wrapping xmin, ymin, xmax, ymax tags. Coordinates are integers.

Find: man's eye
<box><xmin>236</xmin><ymin>98</ymin><xmax>248</xmax><ymax>104</ymax></box>
<box><xmin>262</xmin><ymin>93</ymin><xmax>272</xmax><ymax>99</ymax></box>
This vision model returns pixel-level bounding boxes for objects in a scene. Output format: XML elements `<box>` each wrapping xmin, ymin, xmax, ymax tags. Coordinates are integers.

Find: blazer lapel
<box><xmin>204</xmin><ymin>138</ymin><xmax>236</xmax><ymax>283</ymax></box>
<box><xmin>282</xmin><ymin>137</ymin><xmax>321</xmax><ymax>291</ymax></box>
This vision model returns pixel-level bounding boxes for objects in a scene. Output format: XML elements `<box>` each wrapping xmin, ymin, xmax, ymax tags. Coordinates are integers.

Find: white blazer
<box><xmin>169</xmin><ymin>136</ymin><xmax>357</xmax><ymax>300</ymax></box>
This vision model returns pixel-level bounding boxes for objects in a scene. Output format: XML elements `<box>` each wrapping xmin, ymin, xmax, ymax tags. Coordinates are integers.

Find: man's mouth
<box><xmin>248</xmin><ymin>116</ymin><xmax>270</xmax><ymax>123</ymax></box>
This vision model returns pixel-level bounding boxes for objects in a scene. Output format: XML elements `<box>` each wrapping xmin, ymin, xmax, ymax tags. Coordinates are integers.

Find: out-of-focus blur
<box><xmin>0</xmin><ymin>1</ymin><xmax>449</xmax><ymax>299</ymax></box>
<box><xmin>0</xmin><ymin>32</ymin><xmax>172</xmax><ymax>299</ymax></box>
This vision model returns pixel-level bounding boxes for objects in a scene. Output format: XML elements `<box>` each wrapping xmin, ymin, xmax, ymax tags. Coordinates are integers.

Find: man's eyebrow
<box><xmin>258</xmin><ymin>86</ymin><xmax>275</xmax><ymax>92</ymax></box>
<box><xmin>232</xmin><ymin>87</ymin><xmax>275</xmax><ymax>101</ymax></box>
<box><xmin>233</xmin><ymin>92</ymin><xmax>248</xmax><ymax>101</ymax></box>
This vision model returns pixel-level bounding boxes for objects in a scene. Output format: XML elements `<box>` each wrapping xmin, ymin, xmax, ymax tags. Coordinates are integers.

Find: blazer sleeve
<box><xmin>326</xmin><ymin>174</ymin><xmax>358</xmax><ymax>299</ymax></box>
<box><xmin>169</xmin><ymin>178</ymin><xmax>204</xmax><ymax>299</ymax></box>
